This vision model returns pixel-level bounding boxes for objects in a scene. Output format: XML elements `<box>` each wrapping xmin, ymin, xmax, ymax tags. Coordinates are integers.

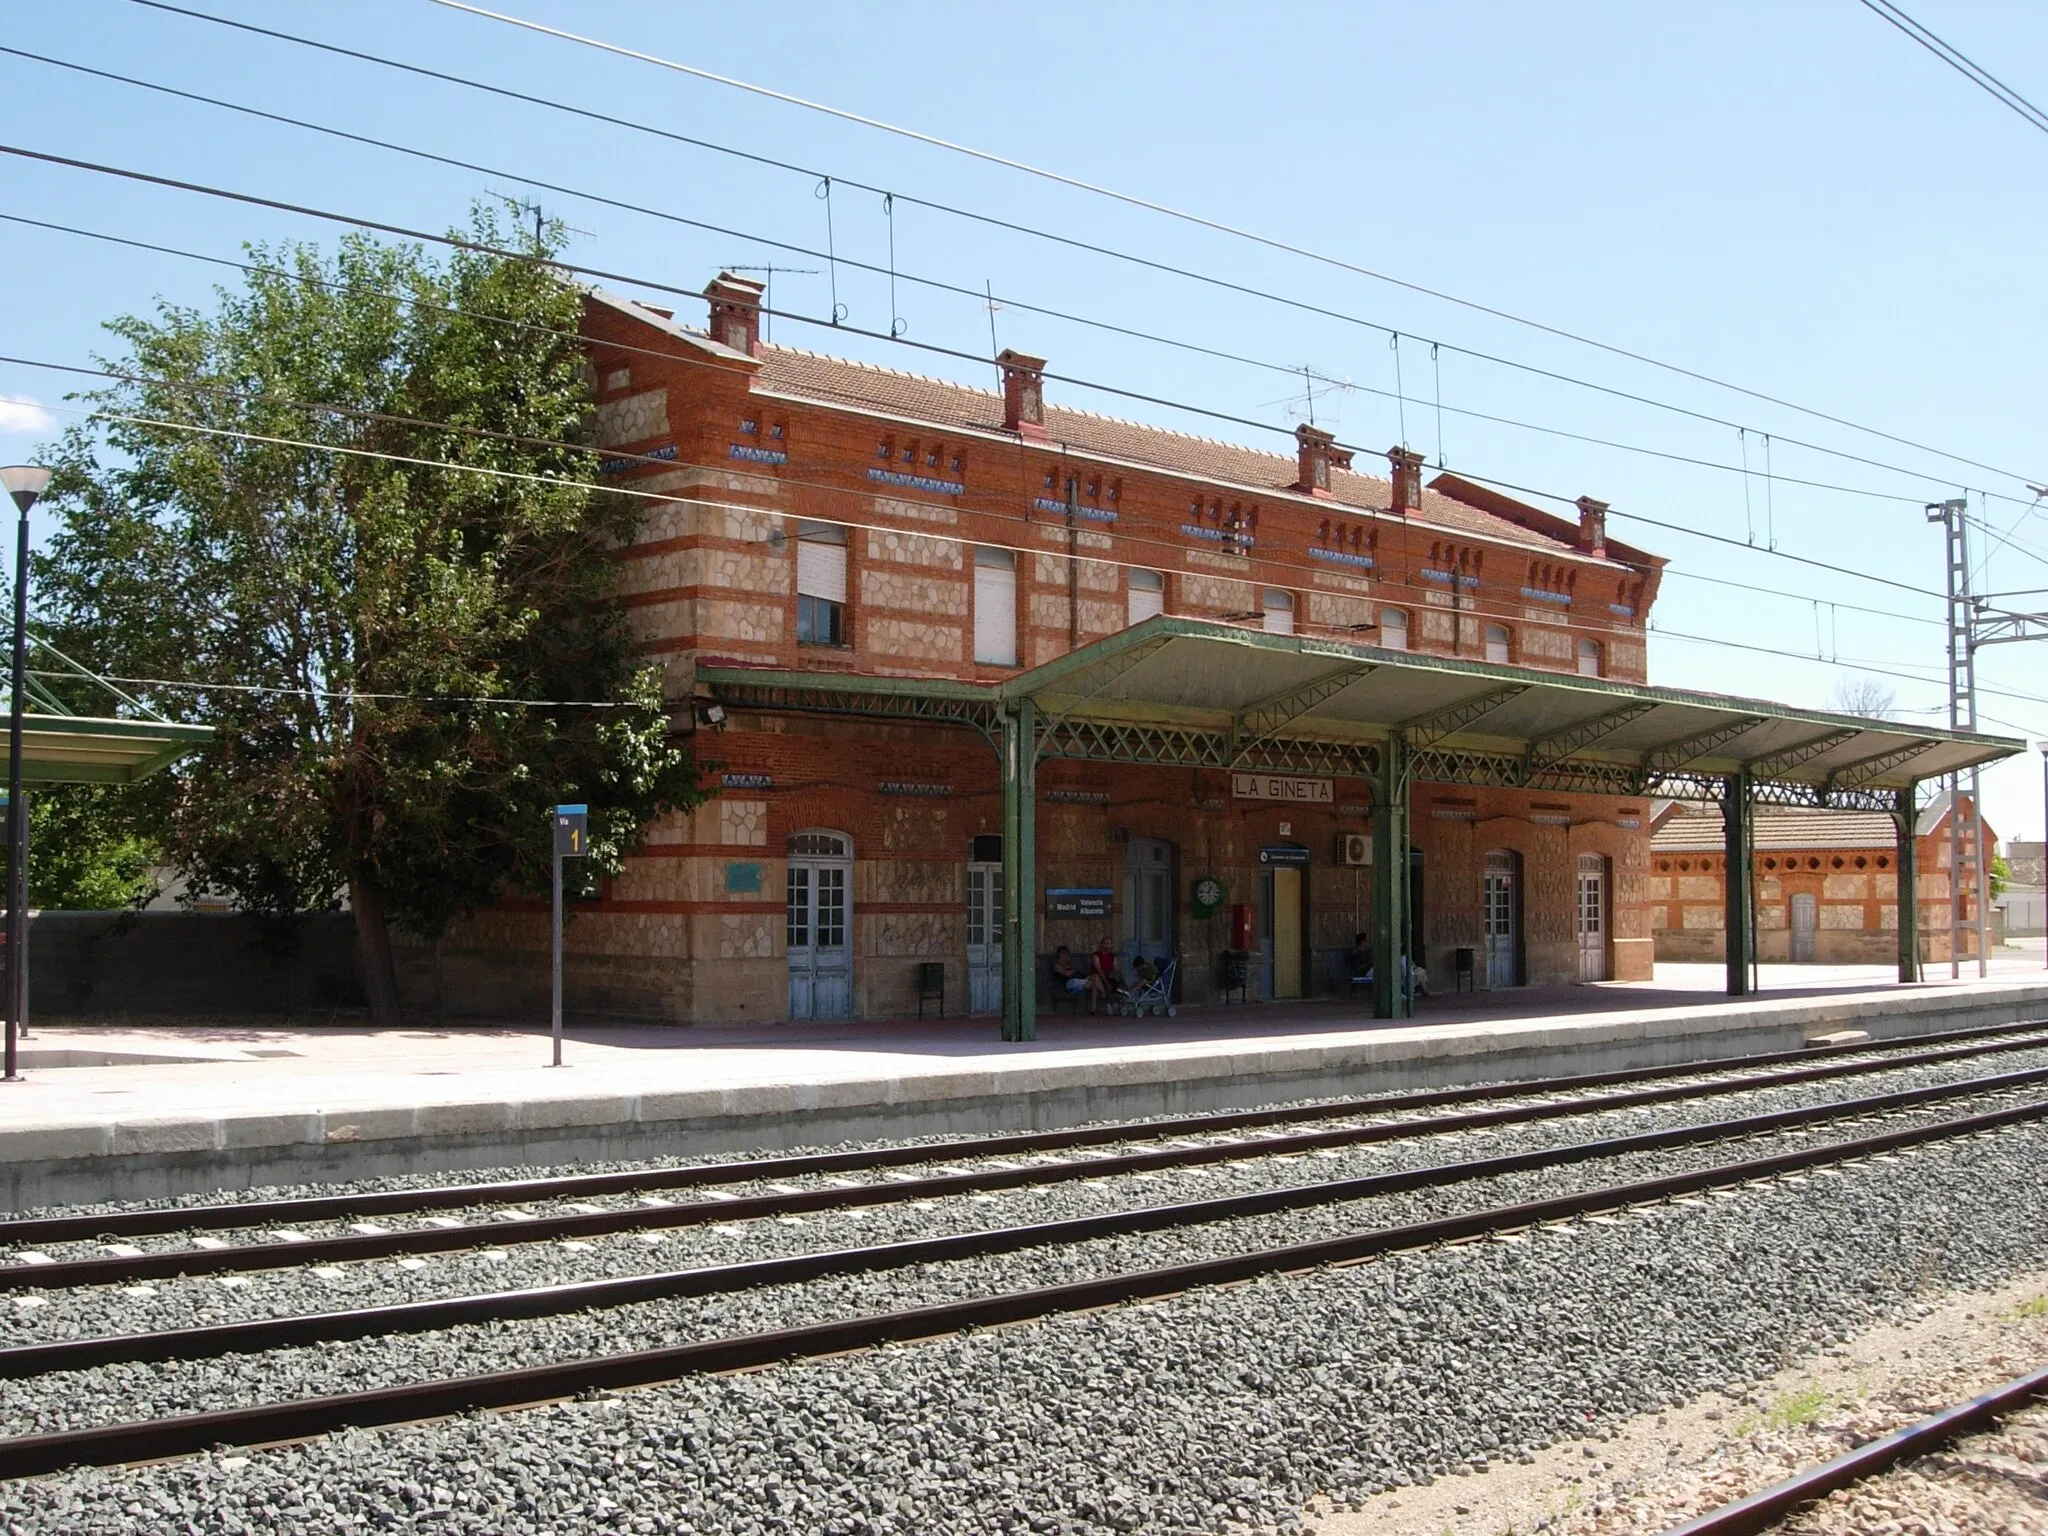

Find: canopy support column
<box><xmin>1722</xmin><ymin>772</ymin><xmax>1754</xmax><ymax>997</ymax></box>
<box><xmin>1000</xmin><ymin>700</ymin><xmax>1038</xmax><ymax>1042</ymax></box>
<box><xmin>1373</xmin><ymin>734</ymin><xmax>1411</xmax><ymax>1020</ymax></box>
<box><xmin>1893</xmin><ymin>781</ymin><xmax>1920</xmax><ymax>984</ymax></box>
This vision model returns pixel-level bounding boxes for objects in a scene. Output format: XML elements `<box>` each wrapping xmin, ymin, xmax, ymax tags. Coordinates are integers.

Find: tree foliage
<box><xmin>22</xmin><ymin>785</ymin><xmax>161</xmax><ymax>911</ymax></box>
<box><xmin>33</xmin><ymin>207</ymin><xmax>704</xmax><ymax>1012</ymax></box>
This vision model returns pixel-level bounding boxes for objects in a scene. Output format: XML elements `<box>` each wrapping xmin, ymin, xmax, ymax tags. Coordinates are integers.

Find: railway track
<box><xmin>4</xmin><ymin>1058</ymin><xmax>2043</xmax><ymax>1375</ymax></box>
<box><xmin>1660</xmin><ymin>1360</ymin><xmax>2048</xmax><ymax>1535</ymax></box>
<box><xmin>0</xmin><ymin>1078</ymin><xmax>2043</xmax><ymax>1479</ymax></box>
<box><xmin>6</xmin><ymin>1021</ymin><xmax>2046</xmax><ymax>1291</ymax></box>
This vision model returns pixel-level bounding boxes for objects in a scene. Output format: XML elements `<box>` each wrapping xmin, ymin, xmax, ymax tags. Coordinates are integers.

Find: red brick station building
<box><xmin>399</xmin><ymin>275</ymin><xmax>2020</xmax><ymax>1036</ymax></box>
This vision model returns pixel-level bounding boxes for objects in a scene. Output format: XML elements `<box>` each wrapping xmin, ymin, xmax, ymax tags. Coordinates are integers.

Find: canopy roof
<box><xmin>1</xmin><ymin>636</ymin><xmax>212</xmax><ymax>785</ymax></box>
<box><xmin>703</xmin><ymin>617</ymin><xmax>2021</xmax><ymax>808</ymax></box>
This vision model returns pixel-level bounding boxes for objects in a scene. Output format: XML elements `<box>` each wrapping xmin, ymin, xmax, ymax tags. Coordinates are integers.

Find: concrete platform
<box><xmin>3</xmin><ymin>954</ymin><xmax>2046</xmax><ymax>1210</ymax></box>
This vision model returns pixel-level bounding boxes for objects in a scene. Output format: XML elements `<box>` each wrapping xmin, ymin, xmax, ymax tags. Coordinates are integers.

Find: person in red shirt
<box><xmin>1090</xmin><ymin>937</ymin><xmax>1127</xmax><ymax>1003</ymax></box>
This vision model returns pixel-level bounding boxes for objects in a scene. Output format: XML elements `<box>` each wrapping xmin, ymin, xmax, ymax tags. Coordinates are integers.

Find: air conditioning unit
<box><xmin>1339</xmin><ymin>833</ymin><xmax>1372</xmax><ymax>867</ymax></box>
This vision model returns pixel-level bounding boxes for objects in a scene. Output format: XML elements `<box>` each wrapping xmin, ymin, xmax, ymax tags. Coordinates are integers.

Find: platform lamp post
<box><xmin>0</xmin><ymin>465</ymin><xmax>51</xmax><ymax>1084</ymax></box>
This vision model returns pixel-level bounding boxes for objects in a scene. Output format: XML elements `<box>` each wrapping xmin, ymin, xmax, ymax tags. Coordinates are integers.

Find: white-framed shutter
<box><xmin>796</xmin><ymin>522</ymin><xmax>848</xmax><ymax>603</ymax></box>
<box><xmin>1379</xmin><ymin>608</ymin><xmax>1409</xmax><ymax>650</ymax></box>
<box><xmin>1127</xmin><ymin>569</ymin><xmax>1164</xmax><ymax>625</ymax></box>
<box><xmin>973</xmin><ymin>547</ymin><xmax>1018</xmax><ymax>666</ymax></box>
<box><xmin>1262</xmin><ymin>588</ymin><xmax>1295</xmax><ymax>635</ymax></box>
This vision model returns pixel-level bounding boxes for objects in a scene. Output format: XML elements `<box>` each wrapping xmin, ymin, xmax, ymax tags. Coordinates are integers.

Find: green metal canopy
<box><xmin>3</xmin><ymin>636</ymin><xmax>211</xmax><ymax>785</ymax></box>
<box><xmin>704</xmin><ymin>616</ymin><xmax>2021</xmax><ymax>808</ymax></box>
<box><xmin>702</xmin><ymin>617</ymin><xmax>2025</xmax><ymax>1039</ymax></box>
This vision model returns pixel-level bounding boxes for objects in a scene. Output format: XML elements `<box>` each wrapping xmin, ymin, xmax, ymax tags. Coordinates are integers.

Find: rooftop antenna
<box><xmin>486</xmin><ymin>190</ymin><xmax>593</xmax><ymax>254</ymax></box>
<box><xmin>1262</xmin><ymin>364</ymin><xmax>1353</xmax><ymax>427</ymax></box>
<box><xmin>721</xmin><ymin>263</ymin><xmax>820</xmax><ymax>344</ymax></box>
<box><xmin>983</xmin><ymin>280</ymin><xmax>1004</xmax><ymax>388</ymax></box>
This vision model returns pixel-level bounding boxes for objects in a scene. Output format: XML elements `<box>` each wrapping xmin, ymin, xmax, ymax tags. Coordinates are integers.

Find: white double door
<box><xmin>1483</xmin><ymin>851</ymin><xmax>1518</xmax><ymax>988</ymax></box>
<box><xmin>787</xmin><ymin>832</ymin><xmax>852</xmax><ymax>1019</ymax></box>
<box><xmin>1576</xmin><ymin>854</ymin><xmax>1608</xmax><ymax>982</ymax></box>
<box><xmin>965</xmin><ymin>853</ymin><xmax>1004</xmax><ymax>1014</ymax></box>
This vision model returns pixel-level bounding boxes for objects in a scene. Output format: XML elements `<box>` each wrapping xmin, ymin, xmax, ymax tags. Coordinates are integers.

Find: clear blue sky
<box><xmin>3</xmin><ymin>0</ymin><xmax>2045</xmax><ymax>843</ymax></box>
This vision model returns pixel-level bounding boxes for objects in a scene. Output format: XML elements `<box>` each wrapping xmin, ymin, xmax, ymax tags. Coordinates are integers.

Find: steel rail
<box><xmin>5</xmin><ymin>1062</ymin><xmax>2046</xmax><ymax>1368</ymax></box>
<box><xmin>2</xmin><ymin>1018</ymin><xmax>2040</xmax><ymax>1249</ymax></box>
<box><xmin>1</xmin><ymin>1094</ymin><xmax>2042</xmax><ymax>1481</ymax></box>
<box><xmin>10</xmin><ymin>1046</ymin><xmax>2048</xmax><ymax>1292</ymax></box>
<box><xmin>1658</xmin><ymin>1361</ymin><xmax>2048</xmax><ymax>1535</ymax></box>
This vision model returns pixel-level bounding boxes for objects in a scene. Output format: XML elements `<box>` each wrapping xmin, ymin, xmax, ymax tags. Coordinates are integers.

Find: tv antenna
<box><xmin>721</xmin><ymin>263</ymin><xmax>820</xmax><ymax>343</ymax></box>
<box><xmin>487</xmin><ymin>191</ymin><xmax>594</xmax><ymax>253</ymax></box>
<box><xmin>1262</xmin><ymin>364</ymin><xmax>1354</xmax><ymax>428</ymax></box>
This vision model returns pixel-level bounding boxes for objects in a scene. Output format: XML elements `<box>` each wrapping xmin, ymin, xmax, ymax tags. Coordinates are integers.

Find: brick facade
<box><xmin>1647</xmin><ymin>796</ymin><xmax>1995</xmax><ymax>965</ymax></box>
<box><xmin>395</xmin><ymin>277</ymin><xmax>1671</xmax><ymax>1021</ymax></box>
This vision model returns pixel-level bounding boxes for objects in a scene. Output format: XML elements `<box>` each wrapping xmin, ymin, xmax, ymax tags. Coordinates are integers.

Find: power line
<box><xmin>36</xmin><ymin>386</ymin><xmax>2018</xmax><ymax>722</ymax></box>
<box><xmin>1649</xmin><ymin>626</ymin><xmax>2048</xmax><ymax>714</ymax></box>
<box><xmin>1858</xmin><ymin>0</ymin><xmax>2048</xmax><ymax>137</ymax></box>
<box><xmin>412</xmin><ymin>0</ymin><xmax>2048</xmax><ymax>495</ymax></box>
<box><xmin>26</xmin><ymin>668</ymin><xmax>645</xmax><ymax>709</ymax></box>
<box><xmin>13</xmin><ymin>141</ymin><xmax>2034</xmax><ymax>626</ymax></box>
<box><xmin>0</xmin><ymin>45</ymin><xmax>1987</xmax><ymax>519</ymax></box>
<box><xmin>80</xmin><ymin>11</ymin><xmax>2048</xmax><ymax>507</ymax></box>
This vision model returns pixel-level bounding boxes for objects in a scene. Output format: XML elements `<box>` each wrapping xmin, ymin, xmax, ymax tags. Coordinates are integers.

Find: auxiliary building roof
<box><xmin>702</xmin><ymin>617</ymin><xmax>2023</xmax><ymax>797</ymax></box>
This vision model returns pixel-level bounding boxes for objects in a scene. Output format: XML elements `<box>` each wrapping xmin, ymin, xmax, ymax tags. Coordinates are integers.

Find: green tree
<box><xmin>33</xmin><ymin>207</ymin><xmax>704</xmax><ymax>1018</ymax></box>
<box><xmin>21</xmin><ymin>785</ymin><xmax>162</xmax><ymax>910</ymax></box>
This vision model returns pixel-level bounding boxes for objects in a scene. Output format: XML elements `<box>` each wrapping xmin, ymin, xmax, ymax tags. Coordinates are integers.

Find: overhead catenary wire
<box><xmin>0</xmin><ymin>47</ymin><xmax>2004</xmax><ymax>521</ymax></box>
<box><xmin>412</xmin><ymin>0</ymin><xmax>2048</xmax><ymax>496</ymax></box>
<box><xmin>38</xmin><ymin>391</ymin><xmax>2023</xmax><ymax>726</ymax></box>
<box><xmin>18</xmin><ymin>143</ymin><xmax>2048</xmax><ymax>630</ymax></box>
<box><xmin>52</xmin><ymin>19</ymin><xmax>2048</xmax><ymax>512</ymax></box>
<box><xmin>1858</xmin><ymin>0</ymin><xmax>2048</xmax><ymax>137</ymax></box>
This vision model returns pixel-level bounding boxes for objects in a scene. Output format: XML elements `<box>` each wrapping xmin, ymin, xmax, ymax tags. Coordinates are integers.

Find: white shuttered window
<box><xmin>796</xmin><ymin>522</ymin><xmax>848</xmax><ymax>646</ymax></box>
<box><xmin>1378</xmin><ymin>608</ymin><xmax>1409</xmax><ymax>650</ymax></box>
<box><xmin>973</xmin><ymin>547</ymin><xmax>1018</xmax><ymax>666</ymax></box>
<box><xmin>1127</xmin><ymin>569</ymin><xmax>1164</xmax><ymax>625</ymax></box>
<box><xmin>1262</xmin><ymin>589</ymin><xmax>1295</xmax><ymax>635</ymax></box>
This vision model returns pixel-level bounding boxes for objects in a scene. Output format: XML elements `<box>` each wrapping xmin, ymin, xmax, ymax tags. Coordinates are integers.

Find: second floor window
<box><xmin>1577</xmin><ymin>638</ymin><xmax>1603</xmax><ymax>677</ymax></box>
<box><xmin>1485</xmin><ymin>623</ymin><xmax>1512</xmax><ymax>665</ymax></box>
<box><xmin>1262</xmin><ymin>589</ymin><xmax>1295</xmax><ymax>635</ymax></box>
<box><xmin>796</xmin><ymin>521</ymin><xmax>848</xmax><ymax>647</ymax></box>
<box><xmin>973</xmin><ymin>546</ymin><xmax>1018</xmax><ymax>666</ymax></box>
<box><xmin>1128</xmin><ymin>569</ymin><xmax>1164</xmax><ymax>626</ymax></box>
<box><xmin>1379</xmin><ymin>607</ymin><xmax>1409</xmax><ymax>650</ymax></box>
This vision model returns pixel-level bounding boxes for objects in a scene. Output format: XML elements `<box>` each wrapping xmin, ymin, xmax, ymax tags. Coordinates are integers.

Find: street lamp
<box><xmin>0</xmin><ymin>465</ymin><xmax>50</xmax><ymax>1083</ymax></box>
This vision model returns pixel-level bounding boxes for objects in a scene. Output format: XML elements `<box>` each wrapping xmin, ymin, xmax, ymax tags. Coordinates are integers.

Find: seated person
<box><xmin>1361</xmin><ymin>953</ymin><xmax>1431</xmax><ymax>1000</ymax></box>
<box><xmin>1090</xmin><ymin>936</ymin><xmax>1128</xmax><ymax>999</ymax></box>
<box><xmin>1050</xmin><ymin>946</ymin><xmax>1096</xmax><ymax>1011</ymax></box>
<box><xmin>1131</xmin><ymin>954</ymin><xmax>1160</xmax><ymax>990</ymax></box>
<box><xmin>1347</xmin><ymin>932</ymin><xmax>1374</xmax><ymax>985</ymax></box>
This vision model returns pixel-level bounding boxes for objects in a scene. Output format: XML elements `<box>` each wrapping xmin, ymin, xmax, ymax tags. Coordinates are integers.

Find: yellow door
<box><xmin>1273</xmin><ymin>867</ymin><xmax>1303</xmax><ymax>999</ymax></box>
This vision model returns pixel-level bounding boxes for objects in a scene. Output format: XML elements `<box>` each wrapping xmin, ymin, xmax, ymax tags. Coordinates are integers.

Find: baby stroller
<box><xmin>1110</xmin><ymin>955</ymin><xmax>1178</xmax><ymax>1018</ymax></box>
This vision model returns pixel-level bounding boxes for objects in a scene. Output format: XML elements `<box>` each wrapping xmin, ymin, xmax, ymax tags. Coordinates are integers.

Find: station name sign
<box><xmin>1230</xmin><ymin>773</ymin><xmax>1334</xmax><ymax>804</ymax></box>
<box><xmin>1044</xmin><ymin>887</ymin><xmax>1114</xmax><ymax>920</ymax></box>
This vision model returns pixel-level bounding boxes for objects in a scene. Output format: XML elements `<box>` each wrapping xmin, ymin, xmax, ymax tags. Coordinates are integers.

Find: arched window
<box><xmin>1576</xmin><ymin>638</ymin><xmax>1602</xmax><ymax>677</ymax></box>
<box><xmin>1484</xmin><ymin>624</ymin><xmax>1511</xmax><ymax>664</ymax></box>
<box><xmin>1378</xmin><ymin>607</ymin><xmax>1409</xmax><ymax>651</ymax></box>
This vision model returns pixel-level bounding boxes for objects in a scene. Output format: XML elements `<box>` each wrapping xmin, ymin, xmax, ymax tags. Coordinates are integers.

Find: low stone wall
<box><xmin>24</xmin><ymin>912</ymin><xmax>362</xmax><ymax>1017</ymax></box>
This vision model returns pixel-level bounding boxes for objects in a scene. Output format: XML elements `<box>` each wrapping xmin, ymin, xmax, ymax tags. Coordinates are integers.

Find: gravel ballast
<box><xmin>8</xmin><ymin>1043</ymin><xmax>2047</xmax><ymax>1352</ymax></box>
<box><xmin>2</xmin><ymin>1110</ymin><xmax>2047</xmax><ymax>1533</ymax></box>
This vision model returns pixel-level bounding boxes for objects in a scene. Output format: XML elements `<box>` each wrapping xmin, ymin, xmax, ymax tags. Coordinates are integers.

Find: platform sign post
<box><xmin>551</xmin><ymin>804</ymin><xmax>588</xmax><ymax>1067</ymax></box>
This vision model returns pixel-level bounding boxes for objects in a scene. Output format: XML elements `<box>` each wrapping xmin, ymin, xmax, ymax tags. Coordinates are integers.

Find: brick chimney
<box><xmin>998</xmin><ymin>349</ymin><xmax>1048</xmax><ymax>439</ymax></box>
<box><xmin>1388</xmin><ymin>446</ymin><xmax>1425</xmax><ymax>517</ymax></box>
<box><xmin>704</xmin><ymin>271</ymin><xmax>766</xmax><ymax>357</ymax></box>
<box><xmin>1575</xmin><ymin>496</ymin><xmax>1609</xmax><ymax>558</ymax></box>
<box><xmin>1293</xmin><ymin>424</ymin><xmax>1354</xmax><ymax>496</ymax></box>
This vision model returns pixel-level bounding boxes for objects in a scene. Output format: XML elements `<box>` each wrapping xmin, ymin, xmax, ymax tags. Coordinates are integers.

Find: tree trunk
<box><xmin>349</xmin><ymin>872</ymin><xmax>405</xmax><ymax>1025</ymax></box>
